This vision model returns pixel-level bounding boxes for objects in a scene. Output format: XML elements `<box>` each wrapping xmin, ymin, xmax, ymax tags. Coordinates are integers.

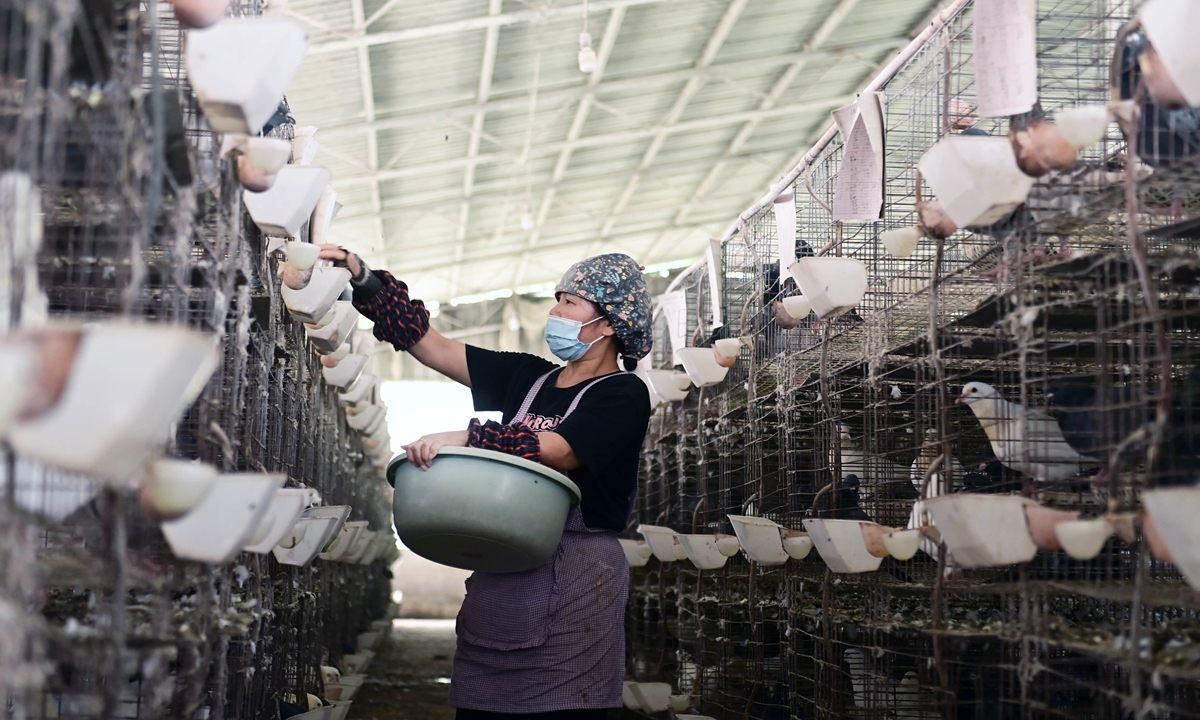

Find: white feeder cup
<box><xmin>160</xmin><ymin>473</ymin><xmax>284</xmax><ymax>563</ymax></box>
<box><xmin>322</xmin><ymin>353</ymin><xmax>367</xmax><ymax>389</ymax></box>
<box><xmin>305</xmin><ymin>504</ymin><xmax>352</xmax><ymax>550</ymax></box>
<box><xmin>780</xmin><ymin>295</ymin><xmax>812</xmax><ymax>320</ymax></box>
<box><xmin>307</xmin><ymin>301</ymin><xmax>358</xmax><ymax>354</ymax></box>
<box><xmin>628</xmin><ymin>683</ymin><xmax>673</xmax><ymax>713</ymax></box>
<box><xmin>169</xmin><ymin>0</ymin><xmax>232</xmax><ymax>29</ymax></box>
<box><xmin>677</xmin><ymin>534</ymin><xmax>734</xmax><ymax>570</ymax></box>
<box><xmin>619</xmin><ymin>539</ymin><xmax>654</xmax><ymax>567</ymax></box>
<box><xmin>802</xmin><ymin>519</ymin><xmax>887</xmax><ymax>573</ymax></box>
<box><xmin>677</xmin><ymin>347</ymin><xmax>729</xmax><ymax>387</ymax></box>
<box><xmin>346</xmin><ymin>403</ymin><xmax>383</xmax><ymax>431</ymax></box>
<box><xmin>321</xmin><ymin>520</ymin><xmax>368</xmax><ymax>561</ymax></box>
<box><xmin>245</xmin><ymin>488</ymin><xmax>314</xmax><ymax>554</ymax></box>
<box><xmin>727</xmin><ymin>515</ymin><xmax>789</xmax><ymax>565</ymax></box>
<box><xmin>636</xmin><ymin>524</ymin><xmax>688</xmax><ymax>561</ymax></box>
<box><xmin>1140</xmin><ymin>0</ymin><xmax>1200</xmax><ymax>108</ymax></box>
<box><xmin>283</xmin><ymin>266</ymin><xmax>351</xmax><ymax>324</ymax></box>
<box><xmin>917</xmin><ymin>135</ymin><xmax>1036</xmax><ymax>228</ymax></box>
<box><xmin>787</xmin><ymin>258</ymin><xmax>868</xmax><ymax>319</ymax></box>
<box><xmin>781</xmin><ymin>529</ymin><xmax>814</xmax><ymax>560</ymax></box>
<box><xmin>714</xmin><ymin>337</ymin><xmax>742</xmax><ymax>359</ymax></box>
<box><xmin>243</xmin><ymin>166</ymin><xmax>332</xmax><ymax>239</ymax></box>
<box><xmin>1141</xmin><ymin>487</ymin><xmax>1200</xmax><ymax>591</ymax></box>
<box><xmin>141</xmin><ymin>458</ymin><xmax>219</xmax><ymax>520</ymax></box>
<box><xmin>882</xmin><ymin>528</ymin><xmax>922</xmax><ymax>561</ymax></box>
<box><xmin>243</xmin><ymin>136</ymin><xmax>292</xmax><ymax>175</ymax></box>
<box><xmin>1054</xmin><ymin>518</ymin><xmax>1114</xmax><ymax>561</ymax></box>
<box><xmin>1054</xmin><ymin>105</ymin><xmax>1111</xmax><ymax>150</ymax></box>
<box><xmin>639</xmin><ymin>369</ymin><xmax>690</xmax><ymax>402</ymax></box>
<box><xmin>880</xmin><ymin>226</ymin><xmax>923</xmax><ymax>259</ymax></box>
<box><xmin>185</xmin><ymin>19</ymin><xmax>309</xmax><ymax>134</ymax></box>
<box><xmin>921</xmin><ymin>494</ymin><xmax>1038</xmax><ymax>568</ymax></box>
<box><xmin>285</xmin><ymin>241</ymin><xmax>321</xmax><ymax>271</ymax></box>
<box><xmin>339</xmin><ymin>373</ymin><xmax>378</xmax><ymax>405</ymax></box>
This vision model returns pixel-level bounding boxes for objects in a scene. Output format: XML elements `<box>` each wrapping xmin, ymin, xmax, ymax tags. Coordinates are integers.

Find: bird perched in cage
<box><xmin>833</xmin><ymin>426</ymin><xmax>912</xmax><ymax>502</ymax></box>
<box><xmin>1114</xmin><ymin>26</ymin><xmax>1200</xmax><ymax>220</ymax></box>
<box><xmin>909</xmin><ymin>428</ymin><xmax>965</xmax><ymax>499</ymax></box>
<box><xmin>958</xmin><ymin>382</ymin><xmax>1096</xmax><ymax>487</ymax></box>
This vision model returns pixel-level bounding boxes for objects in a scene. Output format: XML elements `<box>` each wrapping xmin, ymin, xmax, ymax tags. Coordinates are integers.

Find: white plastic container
<box><xmin>882</xmin><ymin>528</ymin><xmax>922</xmax><ymax>561</ymax></box>
<box><xmin>243</xmin><ymin>166</ymin><xmax>332</xmax><ymax>239</ymax></box>
<box><xmin>306</xmin><ymin>504</ymin><xmax>352</xmax><ymax>551</ymax></box>
<box><xmin>323</xmin><ymin>354</ymin><xmax>367</xmax><ymax>389</ymax></box>
<box><xmin>324</xmin><ymin>675</ymin><xmax>364</xmax><ymax>702</ymax></box>
<box><xmin>244</xmin><ymin>488</ymin><xmax>313</xmax><ymax>554</ymax></box>
<box><xmin>285</xmin><ymin>240</ymin><xmax>321</xmax><ymax>271</ymax></box>
<box><xmin>803</xmin><ymin>519</ymin><xmax>886</xmax><ymax>573</ymax></box>
<box><xmin>728</xmin><ymin>515</ymin><xmax>789</xmax><ymax>565</ymax></box>
<box><xmin>347</xmin><ymin>404</ymin><xmax>384</xmax><ymax>431</ymax></box>
<box><xmin>321</xmin><ymin>520</ymin><xmax>368</xmax><ymax>561</ymax></box>
<box><xmin>1140</xmin><ymin>0</ymin><xmax>1200</xmax><ymax>108</ymax></box>
<box><xmin>339</xmin><ymin>373</ymin><xmax>377</xmax><ymax>405</ymax></box>
<box><xmin>142</xmin><ymin>458</ymin><xmax>219</xmax><ymax>520</ymax></box>
<box><xmin>640</xmin><ymin>370</ymin><xmax>690</xmax><ymax>402</ymax></box>
<box><xmin>676</xmin><ymin>347</ymin><xmax>729</xmax><ymax>387</ymax></box>
<box><xmin>327</xmin><ymin>700</ymin><xmax>352</xmax><ymax>720</ymax></box>
<box><xmin>787</xmin><ymin>258</ymin><xmax>868</xmax><ymax>319</ymax></box>
<box><xmin>1055</xmin><ymin>105</ymin><xmax>1111</xmax><ymax>149</ymax></box>
<box><xmin>307</xmin><ymin>302</ymin><xmax>359</xmax><ymax>354</ymax></box>
<box><xmin>781</xmin><ymin>530</ymin><xmax>813</xmax><ymax>560</ymax></box>
<box><xmin>272</xmin><ymin>516</ymin><xmax>331</xmax><ymax>566</ymax></box>
<box><xmin>1141</xmin><ymin>487</ymin><xmax>1200</xmax><ymax>590</ymax></box>
<box><xmin>343</xmin><ymin>530</ymin><xmax>377</xmax><ymax>564</ymax></box>
<box><xmin>880</xmin><ymin>226</ymin><xmax>922</xmax><ymax>258</ymax></box>
<box><xmin>917</xmin><ymin>135</ymin><xmax>1036</xmax><ymax>228</ymax></box>
<box><xmin>714</xmin><ymin>337</ymin><xmax>742</xmax><ymax>359</ymax></box>
<box><xmin>637</xmin><ymin>525</ymin><xmax>688</xmax><ymax>561</ymax></box>
<box><xmin>619</xmin><ymin>538</ymin><xmax>653</xmax><ymax>567</ymax></box>
<box><xmin>185</xmin><ymin>19</ymin><xmax>309</xmax><ymax>133</ymax></box>
<box><xmin>922</xmin><ymin>494</ymin><xmax>1038</xmax><ymax>569</ymax></box>
<box><xmin>629</xmin><ymin>683</ymin><xmax>673</xmax><ymax>713</ymax></box>
<box><xmin>244</xmin><ymin>136</ymin><xmax>292</xmax><ymax>175</ymax></box>
<box><xmin>161</xmin><ymin>473</ymin><xmax>284</xmax><ymax>563</ymax></box>
<box><xmin>781</xmin><ymin>295</ymin><xmax>812</xmax><ymax>320</ymax></box>
<box><xmin>283</xmin><ymin>266</ymin><xmax>351</xmax><ymax>324</ymax></box>
<box><xmin>9</xmin><ymin>323</ymin><xmax>218</xmax><ymax>483</ymax></box>
<box><xmin>677</xmin><ymin>534</ymin><xmax>733</xmax><ymax>570</ymax></box>
<box><xmin>340</xmin><ymin>650</ymin><xmax>374</xmax><ymax>675</ymax></box>
<box><xmin>1054</xmin><ymin>518</ymin><xmax>1114</xmax><ymax>561</ymax></box>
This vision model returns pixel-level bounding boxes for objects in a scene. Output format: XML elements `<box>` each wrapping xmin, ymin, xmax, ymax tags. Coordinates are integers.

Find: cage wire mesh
<box><xmin>1</xmin><ymin>1</ymin><xmax>396</xmax><ymax>719</ymax></box>
<box><xmin>630</xmin><ymin>0</ymin><xmax>1200</xmax><ymax>718</ymax></box>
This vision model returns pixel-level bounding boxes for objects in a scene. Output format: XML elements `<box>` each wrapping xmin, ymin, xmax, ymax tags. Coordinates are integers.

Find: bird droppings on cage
<box><xmin>628</xmin><ymin>0</ymin><xmax>1200</xmax><ymax>718</ymax></box>
<box><xmin>1</xmin><ymin>1</ymin><xmax>398</xmax><ymax>718</ymax></box>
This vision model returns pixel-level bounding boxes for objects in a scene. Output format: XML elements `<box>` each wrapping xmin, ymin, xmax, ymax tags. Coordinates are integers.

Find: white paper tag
<box><xmin>658</xmin><ymin>290</ymin><xmax>689</xmax><ymax>366</ymax></box>
<box><xmin>705</xmin><ymin>239</ymin><xmax>723</xmax><ymax>329</ymax></box>
<box><xmin>773</xmin><ymin>193</ymin><xmax>797</xmax><ymax>282</ymax></box>
<box><xmin>973</xmin><ymin>0</ymin><xmax>1038</xmax><ymax>117</ymax></box>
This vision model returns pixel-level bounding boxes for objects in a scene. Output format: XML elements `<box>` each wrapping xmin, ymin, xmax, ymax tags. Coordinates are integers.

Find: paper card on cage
<box><xmin>832</xmin><ymin>114</ymin><xmax>884</xmax><ymax>221</ymax></box>
<box><xmin>972</xmin><ymin>0</ymin><xmax>1038</xmax><ymax>117</ymax></box>
<box><xmin>658</xmin><ymin>290</ymin><xmax>689</xmax><ymax>366</ymax></box>
<box><xmin>773</xmin><ymin>191</ymin><xmax>797</xmax><ymax>281</ymax></box>
<box><xmin>705</xmin><ymin>239</ymin><xmax>723</xmax><ymax>329</ymax></box>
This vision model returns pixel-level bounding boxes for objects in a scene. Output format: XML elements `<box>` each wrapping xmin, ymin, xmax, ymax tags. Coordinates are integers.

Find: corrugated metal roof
<box><xmin>285</xmin><ymin>0</ymin><xmax>942</xmax><ymax>302</ymax></box>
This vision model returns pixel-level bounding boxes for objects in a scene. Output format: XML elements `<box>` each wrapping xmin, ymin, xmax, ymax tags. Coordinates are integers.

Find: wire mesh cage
<box><xmin>629</xmin><ymin>0</ymin><xmax>1200</xmax><ymax>718</ymax></box>
<box><xmin>1</xmin><ymin>1</ymin><xmax>396</xmax><ymax>719</ymax></box>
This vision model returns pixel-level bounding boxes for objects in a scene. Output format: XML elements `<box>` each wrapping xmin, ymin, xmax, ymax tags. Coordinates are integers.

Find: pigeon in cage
<box><xmin>909</xmin><ymin>428</ymin><xmax>965</xmax><ymax>499</ymax></box>
<box><xmin>1115</xmin><ymin>27</ymin><xmax>1200</xmax><ymax>220</ymax></box>
<box><xmin>833</xmin><ymin>425</ymin><xmax>912</xmax><ymax>502</ymax></box>
<box><xmin>957</xmin><ymin>382</ymin><xmax>1096</xmax><ymax>488</ymax></box>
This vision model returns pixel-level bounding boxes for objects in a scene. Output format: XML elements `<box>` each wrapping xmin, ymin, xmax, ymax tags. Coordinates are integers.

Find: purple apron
<box><xmin>449</xmin><ymin>370</ymin><xmax>631</xmax><ymax>713</ymax></box>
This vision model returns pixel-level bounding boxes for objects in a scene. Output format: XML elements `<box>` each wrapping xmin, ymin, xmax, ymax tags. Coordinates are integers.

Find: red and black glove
<box><xmin>466</xmin><ymin>419</ymin><xmax>541</xmax><ymax>463</ymax></box>
<box><xmin>349</xmin><ymin>267</ymin><xmax>430</xmax><ymax>352</ymax></box>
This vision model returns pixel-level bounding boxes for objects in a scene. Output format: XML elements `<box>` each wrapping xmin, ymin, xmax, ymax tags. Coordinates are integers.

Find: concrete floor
<box><xmin>350</xmin><ymin>619</ymin><xmax>643</xmax><ymax>720</ymax></box>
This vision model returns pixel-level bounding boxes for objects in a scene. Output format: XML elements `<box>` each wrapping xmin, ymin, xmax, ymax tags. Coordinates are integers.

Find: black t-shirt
<box><xmin>465</xmin><ymin>345</ymin><xmax>651</xmax><ymax>530</ymax></box>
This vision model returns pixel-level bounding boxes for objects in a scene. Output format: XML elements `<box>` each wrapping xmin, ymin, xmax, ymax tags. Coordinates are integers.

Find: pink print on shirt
<box><xmin>520</xmin><ymin>414</ymin><xmax>563</xmax><ymax>432</ymax></box>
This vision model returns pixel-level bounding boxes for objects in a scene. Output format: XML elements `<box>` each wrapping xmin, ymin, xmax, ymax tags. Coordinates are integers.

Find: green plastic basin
<box><xmin>386</xmin><ymin>447</ymin><xmax>581</xmax><ymax>573</ymax></box>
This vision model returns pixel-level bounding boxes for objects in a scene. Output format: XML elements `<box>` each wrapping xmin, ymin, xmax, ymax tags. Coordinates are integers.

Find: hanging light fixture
<box><xmin>577</xmin><ymin>0</ymin><xmax>596</xmax><ymax>74</ymax></box>
<box><xmin>520</xmin><ymin>204</ymin><xmax>536</xmax><ymax>231</ymax></box>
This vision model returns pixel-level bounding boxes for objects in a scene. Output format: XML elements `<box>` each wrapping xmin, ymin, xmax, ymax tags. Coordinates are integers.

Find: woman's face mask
<box><xmin>544</xmin><ymin>315</ymin><xmax>603</xmax><ymax>361</ymax></box>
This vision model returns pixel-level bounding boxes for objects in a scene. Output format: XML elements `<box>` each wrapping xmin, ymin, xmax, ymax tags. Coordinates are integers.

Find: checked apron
<box><xmin>448</xmin><ymin>369</ymin><xmax>631</xmax><ymax>714</ymax></box>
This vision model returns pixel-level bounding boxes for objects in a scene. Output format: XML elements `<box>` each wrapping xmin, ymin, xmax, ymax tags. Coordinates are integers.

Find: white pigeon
<box><xmin>958</xmin><ymin>381</ymin><xmax>1094</xmax><ymax>482</ymax></box>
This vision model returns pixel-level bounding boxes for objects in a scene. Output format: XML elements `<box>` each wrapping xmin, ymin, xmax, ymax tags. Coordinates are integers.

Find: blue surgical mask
<box><xmin>544</xmin><ymin>315</ymin><xmax>602</xmax><ymax>361</ymax></box>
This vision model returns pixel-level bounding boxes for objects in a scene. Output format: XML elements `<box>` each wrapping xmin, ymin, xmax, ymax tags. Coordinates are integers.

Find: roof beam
<box><xmin>449</xmin><ymin>0</ymin><xmax>504</xmax><ymax>298</ymax></box>
<box><xmin>587</xmin><ymin>0</ymin><xmax>750</xmax><ymax>258</ymax></box>
<box><xmin>310</xmin><ymin>0</ymin><xmax>675</xmax><ymax>56</ymax></box>
<box><xmin>669</xmin><ymin>0</ymin><xmax>864</xmax><ymax>230</ymax></box>
<box><xmin>334</xmin><ymin>96</ymin><xmax>850</xmax><ymax>188</ymax></box>
<box><xmin>316</xmin><ymin>37</ymin><xmax>907</xmax><ymax>139</ymax></box>
<box><xmin>513</xmin><ymin>5</ymin><xmax>627</xmax><ymax>285</ymax></box>
<box><xmin>349</xmin><ymin>0</ymin><xmax>385</xmax><ymax>251</ymax></box>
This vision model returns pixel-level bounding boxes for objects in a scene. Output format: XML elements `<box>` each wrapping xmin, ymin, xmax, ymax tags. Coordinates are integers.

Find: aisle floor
<box><xmin>350</xmin><ymin>619</ymin><xmax>642</xmax><ymax>720</ymax></box>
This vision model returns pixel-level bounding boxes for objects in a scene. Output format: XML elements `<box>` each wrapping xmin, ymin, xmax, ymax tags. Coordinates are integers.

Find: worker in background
<box><xmin>318</xmin><ymin>245</ymin><xmax>653</xmax><ymax>720</ymax></box>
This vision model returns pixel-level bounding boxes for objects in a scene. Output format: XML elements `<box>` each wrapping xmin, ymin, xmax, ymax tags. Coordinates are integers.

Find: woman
<box><xmin>318</xmin><ymin>245</ymin><xmax>653</xmax><ymax>719</ymax></box>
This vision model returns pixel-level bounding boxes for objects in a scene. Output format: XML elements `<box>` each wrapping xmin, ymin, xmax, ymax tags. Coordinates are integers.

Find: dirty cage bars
<box><xmin>630</xmin><ymin>0</ymin><xmax>1200</xmax><ymax>718</ymax></box>
<box><xmin>0</xmin><ymin>1</ymin><xmax>393</xmax><ymax>719</ymax></box>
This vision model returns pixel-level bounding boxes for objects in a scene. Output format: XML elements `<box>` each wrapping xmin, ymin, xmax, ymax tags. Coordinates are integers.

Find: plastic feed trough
<box><xmin>387</xmin><ymin>447</ymin><xmax>581</xmax><ymax>573</ymax></box>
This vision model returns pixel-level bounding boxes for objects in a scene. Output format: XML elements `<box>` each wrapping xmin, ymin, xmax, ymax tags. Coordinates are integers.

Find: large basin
<box><xmin>387</xmin><ymin>447</ymin><xmax>581</xmax><ymax>573</ymax></box>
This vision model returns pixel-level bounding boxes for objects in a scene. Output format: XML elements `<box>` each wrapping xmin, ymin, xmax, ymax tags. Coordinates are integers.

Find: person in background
<box><xmin>318</xmin><ymin>245</ymin><xmax>653</xmax><ymax>720</ymax></box>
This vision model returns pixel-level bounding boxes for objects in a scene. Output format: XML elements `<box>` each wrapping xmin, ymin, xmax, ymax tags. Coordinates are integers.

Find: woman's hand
<box><xmin>318</xmin><ymin>244</ymin><xmax>362</xmax><ymax>277</ymax></box>
<box><xmin>402</xmin><ymin>430</ymin><xmax>469</xmax><ymax>470</ymax></box>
